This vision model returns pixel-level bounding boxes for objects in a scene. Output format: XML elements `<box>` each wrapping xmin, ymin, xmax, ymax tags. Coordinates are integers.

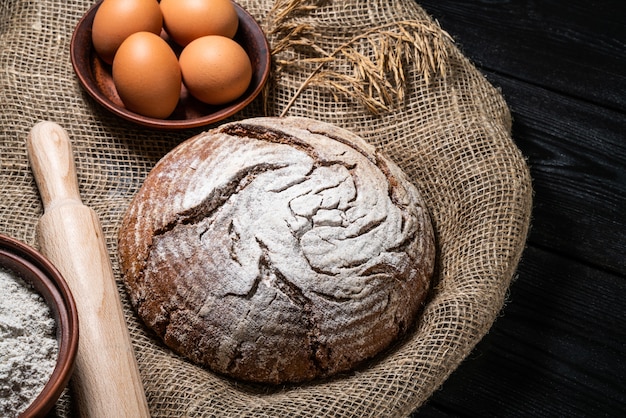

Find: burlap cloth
<box><xmin>0</xmin><ymin>0</ymin><xmax>532</xmax><ymax>416</ymax></box>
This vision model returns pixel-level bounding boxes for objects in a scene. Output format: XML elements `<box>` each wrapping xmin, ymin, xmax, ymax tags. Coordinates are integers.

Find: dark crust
<box><xmin>118</xmin><ymin>117</ymin><xmax>436</xmax><ymax>384</ymax></box>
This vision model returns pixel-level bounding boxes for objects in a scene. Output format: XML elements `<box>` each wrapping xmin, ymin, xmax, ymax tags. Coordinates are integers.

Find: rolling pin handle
<box><xmin>27</xmin><ymin>121</ymin><xmax>82</xmax><ymax>211</ymax></box>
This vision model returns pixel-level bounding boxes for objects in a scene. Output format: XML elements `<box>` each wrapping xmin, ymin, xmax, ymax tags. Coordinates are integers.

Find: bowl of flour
<box><xmin>0</xmin><ymin>234</ymin><xmax>78</xmax><ymax>417</ymax></box>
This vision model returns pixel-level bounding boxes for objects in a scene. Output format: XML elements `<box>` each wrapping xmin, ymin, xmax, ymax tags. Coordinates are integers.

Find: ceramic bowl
<box><xmin>70</xmin><ymin>1</ymin><xmax>271</xmax><ymax>130</ymax></box>
<box><xmin>0</xmin><ymin>234</ymin><xmax>78</xmax><ymax>417</ymax></box>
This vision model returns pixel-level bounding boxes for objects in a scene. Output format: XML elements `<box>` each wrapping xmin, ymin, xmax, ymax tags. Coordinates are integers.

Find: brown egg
<box><xmin>179</xmin><ymin>35</ymin><xmax>252</xmax><ymax>105</ymax></box>
<box><xmin>91</xmin><ymin>0</ymin><xmax>162</xmax><ymax>65</ymax></box>
<box><xmin>112</xmin><ymin>32</ymin><xmax>182</xmax><ymax>119</ymax></box>
<box><xmin>160</xmin><ymin>0</ymin><xmax>239</xmax><ymax>47</ymax></box>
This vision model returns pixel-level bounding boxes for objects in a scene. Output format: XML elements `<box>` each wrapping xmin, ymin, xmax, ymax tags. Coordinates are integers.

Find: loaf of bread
<box><xmin>118</xmin><ymin>116</ymin><xmax>435</xmax><ymax>384</ymax></box>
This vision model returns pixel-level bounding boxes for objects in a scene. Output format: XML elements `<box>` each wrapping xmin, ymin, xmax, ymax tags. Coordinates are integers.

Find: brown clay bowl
<box><xmin>70</xmin><ymin>1</ymin><xmax>271</xmax><ymax>130</ymax></box>
<box><xmin>0</xmin><ymin>234</ymin><xmax>78</xmax><ymax>418</ymax></box>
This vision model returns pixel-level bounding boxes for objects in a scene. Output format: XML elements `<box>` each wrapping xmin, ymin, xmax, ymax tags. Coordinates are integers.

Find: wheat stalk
<box><xmin>266</xmin><ymin>0</ymin><xmax>452</xmax><ymax>117</ymax></box>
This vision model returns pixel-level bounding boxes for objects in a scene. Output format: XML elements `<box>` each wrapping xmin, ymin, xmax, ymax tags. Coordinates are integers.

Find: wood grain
<box><xmin>418</xmin><ymin>0</ymin><xmax>626</xmax><ymax>110</ymax></box>
<box><xmin>491</xmin><ymin>70</ymin><xmax>626</xmax><ymax>272</ymax></box>
<box><xmin>417</xmin><ymin>247</ymin><xmax>626</xmax><ymax>417</ymax></box>
<box><xmin>27</xmin><ymin>122</ymin><xmax>150</xmax><ymax>418</ymax></box>
<box><xmin>413</xmin><ymin>0</ymin><xmax>626</xmax><ymax>416</ymax></box>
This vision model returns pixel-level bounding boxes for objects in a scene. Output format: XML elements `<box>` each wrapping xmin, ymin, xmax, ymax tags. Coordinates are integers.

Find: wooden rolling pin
<box><xmin>27</xmin><ymin>121</ymin><xmax>150</xmax><ymax>418</ymax></box>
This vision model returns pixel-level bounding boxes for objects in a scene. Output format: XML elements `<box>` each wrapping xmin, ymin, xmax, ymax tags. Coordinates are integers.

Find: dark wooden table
<box><xmin>412</xmin><ymin>1</ymin><xmax>626</xmax><ymax>416</ymax></box>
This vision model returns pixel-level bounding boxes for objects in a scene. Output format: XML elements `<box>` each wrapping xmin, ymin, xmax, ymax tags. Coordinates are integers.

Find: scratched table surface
<box><xmin>411</xmin><ymin>1</ymin><xmax>626</xmax><ymax>416</ymax></box>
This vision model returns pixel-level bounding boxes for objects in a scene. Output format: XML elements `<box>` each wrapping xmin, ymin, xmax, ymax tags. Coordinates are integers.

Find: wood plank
<box><xmin>409</xmin><ymin>1</ymin><xmax>626</xmax><ymax>417</ymax></box>
<box><xmin>484</xmin><ymin>70</ymin><xmax>626</xmax><ymax>273</ymax></box>
<box><xmin>417</xmin><ymin>1</ymin><xmax>626</xmax><ymax>273</ymax></box>
<box><xmin>413</xmin><ymin>245</ymin><xmax>626</xmax><ymax>417</ymax></box>
<box><xmin>418</xmin><ymin>0</ymin><xmax>626</xmax><ymax>111</ymax></box>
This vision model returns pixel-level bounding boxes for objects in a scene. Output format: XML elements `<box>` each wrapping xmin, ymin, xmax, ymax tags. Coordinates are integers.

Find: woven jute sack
<box><xmin>0</xmin><ymin>0</ymin><xmax>532</xmax><ymax>416</ymax></box>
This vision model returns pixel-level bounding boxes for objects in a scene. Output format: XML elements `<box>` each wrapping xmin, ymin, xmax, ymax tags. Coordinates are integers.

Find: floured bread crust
<box><xmin>118</xmin><ymin>116</ymin><xmax>436</xmax><ymax>384</ymax></box>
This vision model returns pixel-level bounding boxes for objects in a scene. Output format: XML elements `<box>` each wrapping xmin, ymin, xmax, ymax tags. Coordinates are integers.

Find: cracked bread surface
<box><xmin>118</xmin><ymin>116</ymin><xmax>436</xmax><ymax>384</ymax></box>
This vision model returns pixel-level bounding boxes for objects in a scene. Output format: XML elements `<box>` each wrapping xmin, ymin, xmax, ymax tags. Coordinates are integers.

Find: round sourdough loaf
<box><xmin>118</xmin><ymin>116</ymin><xmax>436</xmax><ymax>384</ymax></box>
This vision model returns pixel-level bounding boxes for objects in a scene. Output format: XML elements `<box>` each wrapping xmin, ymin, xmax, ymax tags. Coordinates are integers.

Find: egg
<box><xmin>112</xmin><ymin>32</ymin><xmax>182</xmax><ymax>118</ymax></box>
<box><xmin>91</xmin><ymin>0</ymin><xmax>162</xmax><ymax>65</ymax></box>
<box><xmin>179</xmin><ymin>35</ymin><xmax>252</xmax><ymax>105</ymax></box>
<box><xmin>160</xmin><ymin>0</ymin><xmax>239</xmax><ymax>47</ymax></box>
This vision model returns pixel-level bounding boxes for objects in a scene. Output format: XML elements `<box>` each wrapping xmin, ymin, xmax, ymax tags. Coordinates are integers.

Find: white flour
<box><xmin>0</xmin><ymin>267</ymin><xmax>58</xmax><ymax>417</ymax></box>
